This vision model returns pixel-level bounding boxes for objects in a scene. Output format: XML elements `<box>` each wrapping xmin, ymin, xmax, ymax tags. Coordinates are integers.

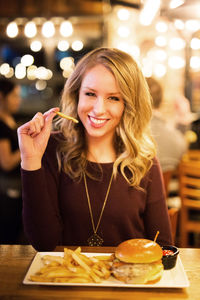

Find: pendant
<box><xmin>87</xmin><ymin>233</ymin><xmax>104</xmax><ymax>246</ymax></box>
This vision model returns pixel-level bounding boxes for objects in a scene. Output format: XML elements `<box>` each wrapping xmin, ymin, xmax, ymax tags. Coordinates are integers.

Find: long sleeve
<box><xmin>21</xmin><ymin>135</ymin><xmax>62</xmax><ymax>251</ymax></box>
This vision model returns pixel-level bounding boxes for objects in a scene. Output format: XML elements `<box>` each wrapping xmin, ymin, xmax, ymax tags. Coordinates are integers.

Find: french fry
<box><xmin>29</xmin><ymin>247</ymin><xmax>113</xmax><ymax>284</ymax></box>
<box><xmin>56</xmin><ymin>112</ymin><xmax>79</xmax><ymax>123</ymax></box>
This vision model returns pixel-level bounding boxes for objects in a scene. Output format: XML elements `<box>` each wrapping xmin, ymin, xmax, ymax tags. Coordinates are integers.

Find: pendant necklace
<box><xmin>83</xmin><ymin>172</ymin><xmax>114</xmax><ymax>246</ymax></box>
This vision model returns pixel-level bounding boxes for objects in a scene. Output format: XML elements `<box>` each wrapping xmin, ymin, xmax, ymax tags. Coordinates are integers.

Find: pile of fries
<box><xmin>30</xmin><ymin>247</ymin><xmax>113</xmax><ymax>283</ymax></box>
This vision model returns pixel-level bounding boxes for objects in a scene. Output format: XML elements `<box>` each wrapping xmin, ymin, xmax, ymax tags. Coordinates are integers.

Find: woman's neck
<box><xmin>86</xmin><ymin>136</ymin><xmax>116</xmax><ymax>163</ymax></box>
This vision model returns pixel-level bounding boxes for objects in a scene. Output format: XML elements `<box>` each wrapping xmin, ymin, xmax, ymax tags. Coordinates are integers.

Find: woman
<box><xmin>17</xmin><ymin>48</ymin><xmax>172</xmax><ymax>251</ymax></box>
<box><xmin>0</xmin><ymin>78</ymin><xmax>22</xmax><ymax>243</ymax></box>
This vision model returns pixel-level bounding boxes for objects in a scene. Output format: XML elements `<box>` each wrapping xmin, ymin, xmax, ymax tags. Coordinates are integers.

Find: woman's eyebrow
<box><xmin>82</xmin><ymin>87</ymin><xmax>121</xmax><ymax>95</ymax></box>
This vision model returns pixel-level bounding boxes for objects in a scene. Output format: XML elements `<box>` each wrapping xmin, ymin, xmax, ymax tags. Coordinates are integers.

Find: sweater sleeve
<box><xmin>143</xmin><ymin>158</ymin><xmax>172</xmax><ymax>246</ymax></box>
<box><xmin>21</xmin><ymin>135</ymin><xmax>63</xmax><ymax>251</ymax></box>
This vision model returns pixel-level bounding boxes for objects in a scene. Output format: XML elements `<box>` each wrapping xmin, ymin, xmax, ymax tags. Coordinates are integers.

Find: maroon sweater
<box><xmin>21</xmin><ymin>134</ymin><xmax>172</xmax><ymax>251</ymax></box>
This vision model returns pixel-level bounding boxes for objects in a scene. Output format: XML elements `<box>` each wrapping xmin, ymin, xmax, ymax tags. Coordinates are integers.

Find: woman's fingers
<box><xmin>43</xmin><ymin>107</ymin><xmax>60</xmax><ymax>122</ymax></box>
<box><xmin>18</xmin><ymin>107</ymin><xmax>60</xmax><ymax>139</ymax></box>
<box><xmin>28</xmin><ymin>112</ymin><xmax>45</xmax><ymax>137</ymax></box>
<box><xmin>22</xmin><ymin>108</ymin><xmax>59</xmax><ymax>138</ymax></box>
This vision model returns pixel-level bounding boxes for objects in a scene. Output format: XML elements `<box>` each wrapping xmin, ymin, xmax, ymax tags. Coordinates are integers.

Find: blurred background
<box><xmin>0</xmin><ymin>0</ymin><xmax>200</xmax><ymax>124</ymax></box>
<box><xmin>1</xmin><ymin>0</ymin><xmax>200</xmax><ymax>246</ymax></box>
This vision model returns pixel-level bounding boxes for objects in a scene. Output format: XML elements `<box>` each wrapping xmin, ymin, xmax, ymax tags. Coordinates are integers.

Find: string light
<box><xmin>71</xmin><ymin>40</ymin><xmax>83</xmax><ymax>51</ymax></box>
<box><xmin>60</xmin><ymin>21</ymin><xmax>73</xmax><ymax>37</ymax></box>
<box><xmin>6</xmin><ymin>22</ymin><xmax>18</xmax><ymax>38</ymax></box>
<box><xmin>21</xmin><ymin>54</ymin><xmax>34</xmax><ymax>67</ymax></box>
<box><xmin>117</xmin><ymin>8</ymin><xmax>130</xmax><ymax>21</ymax></box>
<box><xmin>190</xmin><ymin>38</ymin><xmax>200</xmax><ymax>50</ymax></box>
<box><xmin>30</xmin><ymin>40</ymin><xmax>42</xmax><ymax>52</ymax></box>
<box><xmin>15</xmin><ymin>63</ymin><xmax>26</xmax><ymax>79</ymax></box>
<box><xmin>24</xmin><ymin>21</ymin><xmax>37</xmax><ymax>38</ymax></box>
<box><xmin>57</xmin><ymin>40</ymin><xmax>70</xmax><ymax>51</ymax></box>
<box><xmin>42</xmin><ymin>21</ymin><xmax>55</xmax><ymax>38</ymax></box>
<box><xmin>155</xmin><ymin>21</ymin><xmax>168</xmax><ymax>33</ymax></box>
<box><xmin>0</xmin><ymin>63</ymin><xmax>10</xmax><ymax>75</ymax></box>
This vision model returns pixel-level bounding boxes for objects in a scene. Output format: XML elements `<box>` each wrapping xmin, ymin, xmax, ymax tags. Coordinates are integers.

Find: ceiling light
<box><xmin>155</xmin><ymin>36</ymin><xmax>167</xmax><ymax>47</ymax></box>
<box><xmin>190</xmin><ymin>38</ymin><xmax>200</xmax><ymax>50</ymax></box>
<box><xmin>60</xmin><ymin>21</ymin><xmax>73</xmax><ymax>37</ymax></box>
<box><xmin>24</xmin><ymin>21</ymin><xmax>37</xmax><ymax>38</ymax></box>
<box><xmin>71</xmin><ymin>40</ymin><xmax>83</xmax><ymax>51</ymax></box>
<box><xmin>30</xmin><ymin>40</ymin><xmax>42</xmax><ymax>52</ymax></box>
<box><xmin>57</xmin><ymin>40</ymin><xmax>70</xmax><ymax>51</ymax></box>
<box><xmin>155</xmin><ymin>21</ymin><xmax>168</xmax><ymax>33</ymax></box>
<box><xmin>6</xmin><ymin>22</ymin><xmax>18</xmax><ymax>38</ymax></box>
<box><xmin>15</xmin><ymin>63</ymin><xmax>26</xmax><ymax>79</ymax></box>
<box><xmin>21</xmin><ymin>54</ymin><xmax>34</xmax><ymax>67</ymax></box>
<box><xmin>117</xmin><ymin>8</ymin><xmax>130</xmax><ymax>21</ymax></box>
<box><xmin>42</xmin><ymin>21</ymin><xmax>55</xmax><ymax>38</ymax></box>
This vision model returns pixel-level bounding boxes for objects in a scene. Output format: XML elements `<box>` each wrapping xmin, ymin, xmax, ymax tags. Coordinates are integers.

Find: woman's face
<box><xmin>78</xmin><ymin>64</ymin><xmax>124</xmax><ymax>142</ymax></box>
<box><xmin>5</xmin><ymin>86</ymin><xmax>21</xmax><ymax>114</ymax></box>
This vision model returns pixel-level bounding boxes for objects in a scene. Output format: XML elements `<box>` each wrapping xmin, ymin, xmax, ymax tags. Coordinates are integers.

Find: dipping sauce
<box><xmin>163</xmin><ymin>249</ymin><xmax>174</xmax><ymax>256</ymax></box>
<box><xmin>162</xmin><ymin>245</ymin><xmax>179</xmax><ymax>270</ymax></box>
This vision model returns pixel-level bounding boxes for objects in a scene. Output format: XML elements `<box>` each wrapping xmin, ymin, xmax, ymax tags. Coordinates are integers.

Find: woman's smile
<box><xmin>88</xmin><ymin>115</ymin><xmax>109</xmax><ymax>127</ymax></box>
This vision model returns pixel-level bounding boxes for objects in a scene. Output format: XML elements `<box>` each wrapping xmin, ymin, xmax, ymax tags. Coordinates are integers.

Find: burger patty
<box><xmin>111</xmin><ymin>259</ymin><xmax>164</xmax><ymax>284</ymax></box>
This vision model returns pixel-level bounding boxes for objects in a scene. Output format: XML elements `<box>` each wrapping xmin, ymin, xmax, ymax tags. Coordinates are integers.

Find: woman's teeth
<box><xmin>90</xmin><ymin>116</ymin><xmax>106</xmax><ymax>124</ymax></box>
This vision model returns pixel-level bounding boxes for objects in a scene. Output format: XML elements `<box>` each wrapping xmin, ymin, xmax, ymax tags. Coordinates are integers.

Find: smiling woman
<box><xmin>17</xmin><ymin>47</ymin><xmax>172</xmax><ymax>251</ymax></box>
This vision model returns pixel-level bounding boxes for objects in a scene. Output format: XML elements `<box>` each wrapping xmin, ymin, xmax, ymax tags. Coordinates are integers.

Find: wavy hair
<box><xmin>55</xmin><ymin>47</ymin><xmax>156</xmax><ymax>187</ymax></box>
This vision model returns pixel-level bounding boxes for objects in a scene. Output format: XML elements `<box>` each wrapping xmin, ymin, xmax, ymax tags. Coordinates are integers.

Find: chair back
<box><xmin>182</xmin><ymin>150</ymin><xmax>200</xmax><ymax>162</ymax></box>
<box><xmin>179</xmin><ymin>156</ymin><xmax>200</xmax><ymax>247</ymax></box>
<box><xmin>168</xmin><ymin>207</ymin><xmax>179</xmax><ymax>244</ymax></box>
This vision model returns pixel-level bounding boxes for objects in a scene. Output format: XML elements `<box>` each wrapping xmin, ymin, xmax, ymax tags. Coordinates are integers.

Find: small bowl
<box><xmin>162</xmin><ymin>245</ymin><xmax>179</xmax><ymax>270</ymax></box>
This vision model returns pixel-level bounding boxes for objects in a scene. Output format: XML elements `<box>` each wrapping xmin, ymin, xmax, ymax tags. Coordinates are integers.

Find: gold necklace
<box><xmin>83</xmin><ymin>172</ymin><xmax>114</xmax><ymax>246</ymax></box>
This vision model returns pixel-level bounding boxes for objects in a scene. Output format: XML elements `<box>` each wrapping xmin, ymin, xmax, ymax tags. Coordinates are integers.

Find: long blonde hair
<box><xmin>55</xmin><ymin>47</ymin><xmax>156</xmax><ymax>187</ymax></box>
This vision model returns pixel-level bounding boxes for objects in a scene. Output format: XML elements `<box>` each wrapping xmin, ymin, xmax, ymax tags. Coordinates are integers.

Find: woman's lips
<box><xmin>88</xmin><ymin>115</ymin><xmax>108</xmax><ymax>128</ymax></box>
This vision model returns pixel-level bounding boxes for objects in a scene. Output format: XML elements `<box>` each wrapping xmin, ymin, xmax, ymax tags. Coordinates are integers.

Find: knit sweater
<box><xmin>21</xmin><ymin>133</ymin><xmax>172</xmax><ymax>251</ymax></box>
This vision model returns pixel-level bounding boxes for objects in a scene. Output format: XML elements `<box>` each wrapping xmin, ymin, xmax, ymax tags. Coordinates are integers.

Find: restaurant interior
<box><xmin>1</xmin><ymin>0</ymin><xmax>200</xmax><ymax>249</ymax></box>
<box><xmin>1</xmin><ymin>1</ymin><xmax>200</xmax><ymax>299</ymax></box>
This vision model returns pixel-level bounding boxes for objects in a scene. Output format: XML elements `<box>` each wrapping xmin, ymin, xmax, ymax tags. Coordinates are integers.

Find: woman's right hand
<box><xmin>17</xmin><ymin>107</ymin><xmax>59</xmax><ymax>170</ymax></box>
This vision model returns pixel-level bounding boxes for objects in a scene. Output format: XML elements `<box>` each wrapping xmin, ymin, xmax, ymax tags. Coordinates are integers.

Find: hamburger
<box><xmin>111</xmin><ymin>239</ymin><xmax>164</xmax><ymax>284</ymax></box>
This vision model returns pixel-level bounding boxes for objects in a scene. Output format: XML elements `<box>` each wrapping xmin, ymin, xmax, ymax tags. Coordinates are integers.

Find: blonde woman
<box><xmin>18</xmin><ymin>48</ymin><xmax>172</xmax><ymax>251</ymax></box>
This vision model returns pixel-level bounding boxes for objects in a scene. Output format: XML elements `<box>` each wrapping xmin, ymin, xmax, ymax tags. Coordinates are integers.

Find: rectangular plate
<box><xmin>23</xmin><ymin>252</ymin><xmax>190</xmax><ymax>288</ymax></box>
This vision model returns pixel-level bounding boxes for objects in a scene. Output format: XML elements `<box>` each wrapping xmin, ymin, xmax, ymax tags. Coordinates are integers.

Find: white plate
<box><xmin>23</xmin><ymin>252</ymin><xmax>190</xmax><ymax>288</ymax></box>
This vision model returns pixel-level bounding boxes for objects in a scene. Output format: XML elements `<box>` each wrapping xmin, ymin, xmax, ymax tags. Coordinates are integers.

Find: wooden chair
<box><xmin>182</xmin><ymin>150</ymin><xmax>200</xmax><ymax>162</ymax></box>
<box><xmin>162</xmin><ymin>171</ymin><xmax>179</xmax><ymax>244</ymax></box>
<box><xmin>168</xmin><ymin>207</ymin><xmax>179</xmax><ymax>245</ymax></box>
<box><xmin>178</xmin><ymin>158</ymin><xmax>200</xmax><ymax>247</ymax></box>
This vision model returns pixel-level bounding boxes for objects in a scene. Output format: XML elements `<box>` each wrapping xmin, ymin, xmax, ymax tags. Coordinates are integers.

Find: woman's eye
<box><xmin>85</xmin><ymin>92</ymin><xmax>95</xmax><ymax>97</ymax></box>
<box><xmin>109</xmin><ymin>96</ymin><xmax>120</xmax><ymax>101</ymax></box>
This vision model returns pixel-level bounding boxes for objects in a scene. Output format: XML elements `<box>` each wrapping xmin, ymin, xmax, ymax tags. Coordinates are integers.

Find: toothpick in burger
<box><xmin>111</xmin><ymin>239</ymin><xmax>164</xmax><ymax>284</ymax></box>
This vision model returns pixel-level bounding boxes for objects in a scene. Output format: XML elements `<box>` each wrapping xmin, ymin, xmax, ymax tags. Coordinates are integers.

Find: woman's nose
<box><xmin>93</xmin><ymin>97</ymin><xmax>106</xmax><ymax>114</ymax></box>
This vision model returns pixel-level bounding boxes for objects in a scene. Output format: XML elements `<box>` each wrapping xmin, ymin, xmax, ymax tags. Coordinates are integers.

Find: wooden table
<box><xmin>0</xmin><ymin>245</ymin><xmax>200</xmax><ymax>300</ymax></box>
